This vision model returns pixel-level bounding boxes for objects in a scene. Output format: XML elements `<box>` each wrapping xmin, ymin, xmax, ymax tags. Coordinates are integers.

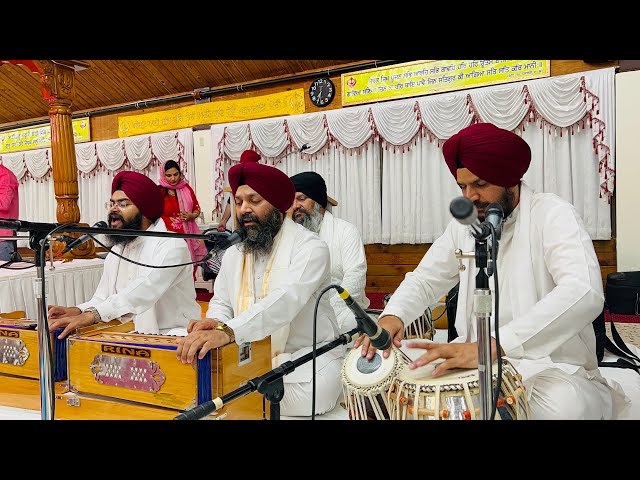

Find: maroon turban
<box><xmin>111</xmin><ymin>171</ymin><xmax>164</xmax><ymax>221</ymax></box>
<box><xmin>228</xmin><ymin>150</ymin><xmax>295</xmax><ymax>213</ymax></box>
<box><xmin>442</xmin><ymin>123</ymin><xmax>531</xmax><ymax>187</ymax></box>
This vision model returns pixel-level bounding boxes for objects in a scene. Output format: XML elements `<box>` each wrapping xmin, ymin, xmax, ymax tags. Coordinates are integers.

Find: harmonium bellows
<box><xmin>0</xmin><ymin>318</ymin><xmax>67</xmax><ymax>381</ymax></box>
<box><xmin>63</xmin><ymin>326</ymin><xmax>272</xmax><ymax>419</ymax></box>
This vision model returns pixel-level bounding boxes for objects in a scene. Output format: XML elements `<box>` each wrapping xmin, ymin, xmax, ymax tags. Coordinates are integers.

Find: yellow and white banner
<box><xmin>118</xmin><ymin>89</ymin><xmax>306</xmax><ymax>137</ymax></box>
<box><xmin>342</xmin><ymin>60</ymin><xmax>550</xmax><ymax>106</ymax></box>
<box><xmin>0</xmin><ymin>117</ymin><xmax>91</xmax><ymax>154</ymax></box>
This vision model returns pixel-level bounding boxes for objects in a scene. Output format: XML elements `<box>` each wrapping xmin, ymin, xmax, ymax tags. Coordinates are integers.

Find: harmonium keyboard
<box><xmin>58</xmin><ymin>324</ymin><xmax>272</xmax><ymax>420</ymax></box>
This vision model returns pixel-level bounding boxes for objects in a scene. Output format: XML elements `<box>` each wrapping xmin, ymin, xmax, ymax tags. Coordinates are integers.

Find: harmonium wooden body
<box><xmin>0</xmin><ymin>318</ymin><xmax>69</xmax><ymax>411</ymax></box>
<box><xmin>57</xmin><ymin>324</ymin><xmax>272</xmax><ymax>420</ymax></box>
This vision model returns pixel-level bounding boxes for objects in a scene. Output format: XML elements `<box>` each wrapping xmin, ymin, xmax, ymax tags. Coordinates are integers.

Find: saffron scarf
<box><xmin>235</xmin><ymin>217</ymin><xmax>298</xmax><ymax>359</ymax></box>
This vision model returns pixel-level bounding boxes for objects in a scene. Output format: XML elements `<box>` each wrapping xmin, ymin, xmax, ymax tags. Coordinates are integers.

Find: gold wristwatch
<box><xmin>214</xmin><ymin>322</ymin><xmax>235</xmax><ymax>344</ymax></box>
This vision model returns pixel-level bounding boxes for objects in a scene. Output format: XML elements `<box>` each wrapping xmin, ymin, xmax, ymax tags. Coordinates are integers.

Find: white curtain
<box><xmin>211</xmin><ymin>67</ymin><xmax>615</xmax><ymax>243</ymax></box>
<box><xmin>2</xmin><ymin>68</ymin><xmax>614</xmax><ymax>246</ymax></box>
<box><xmin>1</xmin><ymin>129</ymin><xmax>195</xmax><ymax>247</ymax></box>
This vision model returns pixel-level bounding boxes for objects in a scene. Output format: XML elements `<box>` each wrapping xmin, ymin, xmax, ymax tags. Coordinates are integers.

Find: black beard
<box><xmin>239</xmin><ymin>208</ymin><xmax>283</xmax><ymax>256</ymax></box>
<box><xmin>106</xmin><ymin>211</ymin><xmax>143</xmax><ymax>247</ymax></box>
<box><xmin>475</xmin><ymin>188</ymin><xmax>516</xmax><ymax>221</ymax></box>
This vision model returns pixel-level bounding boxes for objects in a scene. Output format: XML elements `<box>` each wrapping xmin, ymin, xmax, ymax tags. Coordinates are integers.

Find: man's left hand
<box><xmin>404</xmin><ymin>338</ymin><xmax>502</xmax><ymax>378</ymax></box>
<box><xmin>175</xmin><ymin>328</ymin><xmax>229</xmax><ymax>364</ymax></box>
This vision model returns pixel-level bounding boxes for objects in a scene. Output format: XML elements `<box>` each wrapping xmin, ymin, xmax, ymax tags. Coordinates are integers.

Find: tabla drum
<box><xmin>382</xmin><ymin>294</ymin><xmax>435</xmax><ymax>341</ymax></box>
<box><xmin>386</xmin><ymin>359</ymin><xmax>529</xmax><ymax>420</ymax></box>
<box><xmin>341</xmin><ymin>346</ymin><xmax>409</xmax><ymax>420</ymax></box>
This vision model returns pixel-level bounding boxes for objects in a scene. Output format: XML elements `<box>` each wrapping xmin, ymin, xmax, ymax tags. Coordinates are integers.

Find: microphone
<box><xmin>484</xmin><ymin>203</ymin><xmax>504</xmax><ymax>241</ymax></box>
<box><xmin>59</xmin><ymin>221</ymin><xmax>108</xmax><ymax>255</ymax></box>
<box><xmin>0</xmin><ymin>218</ymin><xmax>59</xmax><ymax>233</ymax></box>
<box><xmin>207</xmin><ymin>227</ymin><xmax>247</xmax><ymax>251</ymax></box>
<box><xmin>335</xmin><ymin>285</ymin><xmax>391</xmax><ymax>350</ymax></box>
<box><xmin>449</xmin><ymin>196</ymin><xmax>499</xmax><ymax>240</ymax></box>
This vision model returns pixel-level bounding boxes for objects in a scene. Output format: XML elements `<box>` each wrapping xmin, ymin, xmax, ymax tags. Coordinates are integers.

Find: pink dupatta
<box><xmin>158</xmin><ymin>162</ymin><xmax>208</xmax><ymax>263</ymax></box>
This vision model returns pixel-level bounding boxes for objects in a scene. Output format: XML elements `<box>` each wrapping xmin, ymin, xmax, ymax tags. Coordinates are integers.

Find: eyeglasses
<box><xmin>105</xmin><ymin>200</ymin><xmax>134</xmax><ymax>210</ymax></box>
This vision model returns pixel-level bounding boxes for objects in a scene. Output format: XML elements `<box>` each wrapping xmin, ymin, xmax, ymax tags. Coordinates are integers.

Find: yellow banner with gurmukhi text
<box><xmin>342</xmin><ymin>60</ymin><xmax>550</xmax><ymax>106</ymax></box>
<box><xmin>118</xmin><ymin>89</ymin><xmax>306</xmax><ymax>137</ymax></box>
<box><xmin>0</xmin><ymin>117</ymin><xmax>91</xmax><ymax>154</ymax></box>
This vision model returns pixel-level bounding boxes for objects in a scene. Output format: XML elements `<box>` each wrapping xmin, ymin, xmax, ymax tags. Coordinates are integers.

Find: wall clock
<box><xmin>309</xmin><ymin>77</ymin><xmax>335</xmax><ymax>107</ymax></box>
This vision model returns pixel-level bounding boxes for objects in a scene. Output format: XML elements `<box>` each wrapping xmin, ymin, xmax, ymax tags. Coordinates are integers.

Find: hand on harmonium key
<box><xmin>175</xmin><ymin>318</ymin><xmax>235</xmax><ymax>365</ymax></box>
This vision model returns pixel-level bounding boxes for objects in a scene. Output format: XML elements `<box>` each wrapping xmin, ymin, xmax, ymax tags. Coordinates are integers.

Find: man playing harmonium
<box><xmin>355</xmin><ymin>122</ymin><xmax>629</xmax><ymax>420</ymax></box>
<box><xmin>175</xmin><ymin>150</ymin><xmax>345</xmax><ymax>417</ymax></box>
<box><xmin>48</xmin><ymin>170</ymin><xmax>201</xmax><ymax>339</ymax></box>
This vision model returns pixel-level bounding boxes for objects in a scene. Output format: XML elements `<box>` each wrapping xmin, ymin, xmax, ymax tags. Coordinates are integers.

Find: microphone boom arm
<box><xmin>174</xmin><ymin>327</ymin><xmax>358</xmax><ymax>420</ymax></box>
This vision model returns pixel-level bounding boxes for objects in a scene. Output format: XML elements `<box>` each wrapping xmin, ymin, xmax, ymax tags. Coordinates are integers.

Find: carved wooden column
<box><xmin>35</xmin><ymin>60</ymin><xmax>87</xmax><ymax>223</ymax></box>
<box><xmin>35</xmin><ymin>60</ymin><xmax>95</xmax><ymax>258</ymax></box>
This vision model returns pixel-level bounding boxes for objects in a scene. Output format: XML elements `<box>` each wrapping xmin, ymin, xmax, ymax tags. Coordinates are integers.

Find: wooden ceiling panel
<box><xmin>0</xmin><ymin>59</ymin><xmax>377</xmax><ymax>129</ymax></box>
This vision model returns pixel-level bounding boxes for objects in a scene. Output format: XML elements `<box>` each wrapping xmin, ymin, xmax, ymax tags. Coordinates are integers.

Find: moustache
<box><xmin>240</xmin><ymin>214</ymin><xmax>259</xmax><ymax>225</ymax></box>
<box><xmin>108</xmin><ymin>213</ymin><xmax>124</xmax><ymax>222</ymax></box>
<box><xmin>293</xmin><ymin>207</ymin><xmax>308</xmax><ymax>216</ymax></box>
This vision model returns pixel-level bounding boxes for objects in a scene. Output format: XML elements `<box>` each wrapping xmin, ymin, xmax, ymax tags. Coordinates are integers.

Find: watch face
<box><xmin>309</xmin><ymin>77</ymin><xmax>335</xmax><ymax>107</ymax></box>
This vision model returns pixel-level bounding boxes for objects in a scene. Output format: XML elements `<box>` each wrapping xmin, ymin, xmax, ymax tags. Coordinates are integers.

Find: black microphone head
<box><xmin>94</xmin><ymin>220</ymin><xmax>108</xmax><ymax>228</ymax></box>
<box><xmin>449</xmin><ymin>196</ymin><xmax>477</xmax><ymax>224</ymax></box>
<box><xmin>485</xmin><ymin>203</ymin><xmax>504</xmax><ymax>218</ymax></box>
<box><xmin>230</xmin><ymin>228</ymin><xmax>247</xmax><ymax>242</ymax></box>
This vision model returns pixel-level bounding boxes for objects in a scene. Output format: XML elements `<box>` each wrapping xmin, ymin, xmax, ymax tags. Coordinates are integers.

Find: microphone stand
<box><xmin>0</xmin><ymin>218</ymin><xmax>239</xmax><ymax>421</ymax></box>
<box><xmin>174</xmin><ymin>327</ymin><xmax>358</xmax><ymax>420</ymax></box>
<box><xmin>455</xmin><ymin>236</ymin><xmax>493</xmax><ymax>420</ymax></box>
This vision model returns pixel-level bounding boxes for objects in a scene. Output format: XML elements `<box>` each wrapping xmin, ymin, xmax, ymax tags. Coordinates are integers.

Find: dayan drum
<box><xmin>341</xmin><ymin>345</ymin><xmax>409</xmax><ymax>420</ymax></box>
<box><xmin>382</xmin><ymin>294</ymin><xmax>435</xmax><ymax>341</ymax></box>
<box><xmin>386</xmin><ymin>359</ymin><xmax>529</xmax><ymax>420</ymax></box>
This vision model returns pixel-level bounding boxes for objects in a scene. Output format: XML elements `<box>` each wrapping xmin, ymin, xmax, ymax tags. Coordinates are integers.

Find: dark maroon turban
<box><xmin>228</xmin><ymin>150</ymin><xmax>296</xmax><ymax>213</ymax></box>
<box><xmin>111</xmin><ymin>171</ymin><xmax>164</xmax><ymax>221</ymax></box>
<box><xmin>442</xmin><ymin>123</ymin><xmax>531</xmax><ymax>187</ymax></box>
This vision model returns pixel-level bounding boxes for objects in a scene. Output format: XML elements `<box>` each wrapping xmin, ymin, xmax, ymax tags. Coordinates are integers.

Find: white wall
<box><xmin>615</xmin><ymin>70</ymin><xmax>640</xmax><ymax>271</ymax></box>
<box><xmin>193</xmin><ymin>129</ymin><xmax>215</xmax><ymax>224</ymax></box>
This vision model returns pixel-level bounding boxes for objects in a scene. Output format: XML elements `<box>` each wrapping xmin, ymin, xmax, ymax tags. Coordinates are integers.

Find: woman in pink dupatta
<box><xmin>158</xmin><ymin>160</ymin><xmax>208</xmax><ymax>278</ymax></box>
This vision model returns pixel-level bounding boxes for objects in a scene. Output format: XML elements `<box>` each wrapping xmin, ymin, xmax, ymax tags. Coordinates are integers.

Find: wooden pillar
<box><xmin>34</xmin><ymin>60</ymin><xmax>95</xmax><ymax>258</ymax></box>
<box><xmin>35</xmin><ymin>60</ymin><xmax>88</xmax><ymax>224</ymax></box>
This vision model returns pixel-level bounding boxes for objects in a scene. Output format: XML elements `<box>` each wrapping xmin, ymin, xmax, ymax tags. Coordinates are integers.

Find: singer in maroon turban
<box><xmin>111</xmin><ymin>170</ymin><xmax>164</xmax><ymax>221</ymax></box>
<box><xmin>177</xmin><ymin>149</ymin><xmax>344</xmax><ymax>418</ymax></box>
<box><xmin>47</xmin><ymin>169</ymin><xmax>201</xmax><ymax>340</ymax></box>
<box><xmin>355</xmin><ymin>121</ymin><xmax>623</xmax><ymax>420</ymax></box>
<box><xmin>443</xmin><ymin>122</ymin><xmax>531</xmax><ymax>188</ymax></box>
<box><xmin>228</xmin><ymin>149</ymin><xmax>296</xmax><ymax>213</ymax></box>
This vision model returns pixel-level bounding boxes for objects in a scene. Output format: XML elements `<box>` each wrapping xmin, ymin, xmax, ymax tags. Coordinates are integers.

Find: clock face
<box><xmin>309</xmin><ymin>77</ymin><xmax>335</xmax><ymax>107</ymax></box>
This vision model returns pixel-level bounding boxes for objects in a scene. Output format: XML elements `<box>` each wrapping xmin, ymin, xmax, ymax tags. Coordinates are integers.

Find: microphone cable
<box><xmin>311</xmin><ymin>283</ymin><xmax>344</xmax><ymax>420</ymax></box>
<box><xmin>486</xmin><ymin>222</ymin><xmax>503</xmax><ymax>421</ymax></box>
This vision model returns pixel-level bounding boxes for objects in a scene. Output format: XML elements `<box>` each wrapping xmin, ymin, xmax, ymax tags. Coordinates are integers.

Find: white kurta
<box><xmin>319</xmin><ymin>211</ymin><xmax>370</xmax><ymax>334</ymax></box>
<box><xmin>382</xmin><ymin>182</ymin><xmax>627</xmax><ymax>419</ymax></box>
<box><xmin>77</xmin><ymin>219</ymin><xmax>201</xmax><ymax>334</ymax></box>
<box><xmin>207</xmin><ymin>217</ymin><xmax>345</xmax><ymax>416</ymax></box>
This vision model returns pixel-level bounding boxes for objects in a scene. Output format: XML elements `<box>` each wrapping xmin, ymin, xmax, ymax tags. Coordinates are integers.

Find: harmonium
<box><xmin>0</xmin><ymin>318</ymin><xmax>70</xmax><ymax>410</ymax></box>
<box><xmin>0</xmin><ymin>318</ymin><xmax>128</xmax><ymax>411</ymax></box>
<box><xmin>57</xmin><ymin>323</ymin><xmax>272</xmax><ymax>420</ymax></box>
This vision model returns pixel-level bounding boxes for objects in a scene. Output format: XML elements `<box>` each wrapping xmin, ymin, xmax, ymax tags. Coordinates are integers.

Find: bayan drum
<box><xmin>382</xmin><ymin>294</ymin><xmax>435</xmax><ymax>340</ymax></box>
<box><xmin>341</xmin><ymin>346</ymin><xmax>409</xmax><ymax>419</ymax></box>
<box><xmin>386</xmin><ymin>359</ymin><xmax>529</xmax><ymax>420</ymax></box>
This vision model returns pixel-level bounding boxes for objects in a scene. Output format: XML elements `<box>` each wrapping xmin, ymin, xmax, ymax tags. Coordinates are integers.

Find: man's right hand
<box><xmin>353</xmin><ymin>315</ymin><xmax>405</xmax><ymax>360</ymax></box>
<box><xmin>216</xmin><ymin>223</ymin><xmax>227</xmax><ymax>232</ymax></box>
<box><xmin>47</xmin><ymin>305</ymin><xmax>81</xmax><ymax>320</ymax></box>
